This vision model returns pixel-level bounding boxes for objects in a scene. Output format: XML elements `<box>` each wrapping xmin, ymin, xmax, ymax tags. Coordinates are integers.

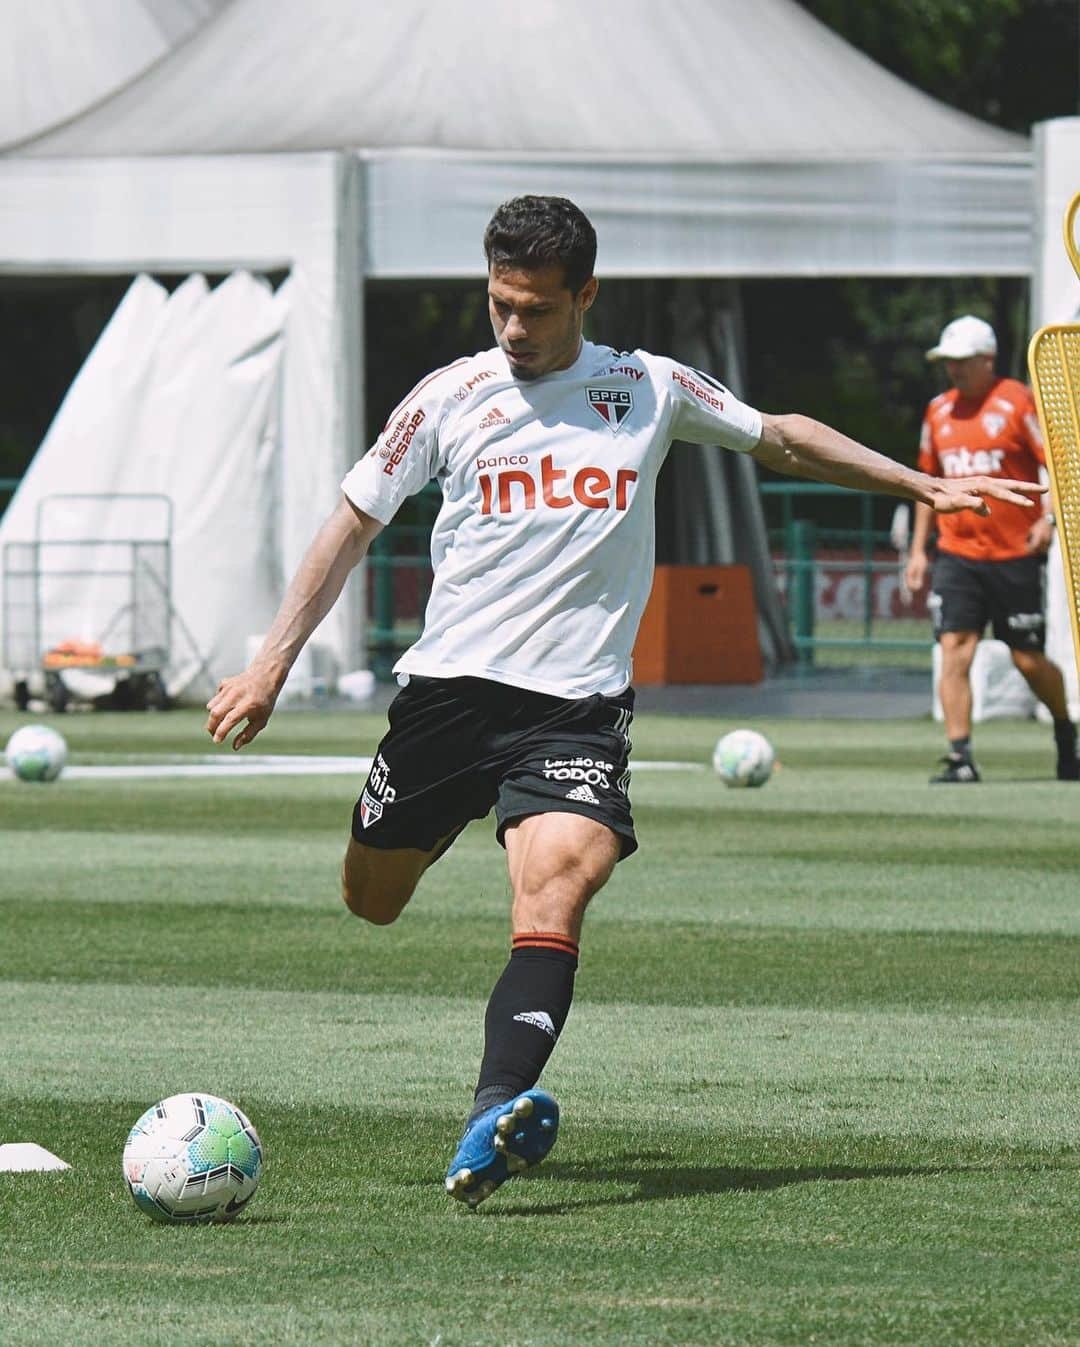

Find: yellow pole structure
<box><xmin>1027</xmin><ymin>189</ymin><xmax>1080</xmax><ymax>677</ymax></box>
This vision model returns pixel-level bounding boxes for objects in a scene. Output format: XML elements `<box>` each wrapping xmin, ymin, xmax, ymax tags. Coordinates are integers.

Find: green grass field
<box><xmin>2</xmin><ymin>706</ymin><xmax>1078</xmax><ymax>1347</ymax></box>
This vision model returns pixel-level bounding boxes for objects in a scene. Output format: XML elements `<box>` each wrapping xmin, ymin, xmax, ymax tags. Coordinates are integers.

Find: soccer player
<box><xmin>207</xmin><ymin>198</ymin><xmax>1048</xmax><ymax>1207</ymax></box>
<box><xmin>905</xmin><ymin>315</ymin><xmax>1078</xmax><ymax>783</ymax></box>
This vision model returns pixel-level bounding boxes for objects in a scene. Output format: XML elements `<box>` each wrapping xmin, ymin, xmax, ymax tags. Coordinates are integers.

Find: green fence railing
<box><xmin>760</xmin><ymin>480</ymin><xmax>932</xmax><ymax>667</ymax></box>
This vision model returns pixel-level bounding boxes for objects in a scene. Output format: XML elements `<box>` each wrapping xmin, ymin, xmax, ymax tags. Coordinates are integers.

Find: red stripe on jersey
<box><xmin>380</xmin><ymin>358</ymin><xmax>471</xmax><ymax>433</ymax></box>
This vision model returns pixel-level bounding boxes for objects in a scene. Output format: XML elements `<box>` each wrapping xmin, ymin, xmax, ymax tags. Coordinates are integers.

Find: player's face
<box><xmin>944</xmin><ymin>354</ymin><xmax>995</xmax><ymax>399</ymax></box>
<box><xmin>488</xmin><ymin>264</ymin><xmax>598</xmax><ymax>380</ymax></box>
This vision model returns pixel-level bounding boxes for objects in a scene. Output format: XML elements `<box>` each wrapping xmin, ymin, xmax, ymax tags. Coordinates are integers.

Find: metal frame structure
<box><xmin>2</xmin><ymin>492</ymin><xmax>173</xmax><ymax>710</ymax></box>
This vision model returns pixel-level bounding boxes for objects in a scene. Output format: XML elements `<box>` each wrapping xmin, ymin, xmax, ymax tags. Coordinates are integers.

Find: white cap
<box><xmin>926</xmin><ymin>315</ymin><xmax>997</xmax><ymax>361</ymax></box>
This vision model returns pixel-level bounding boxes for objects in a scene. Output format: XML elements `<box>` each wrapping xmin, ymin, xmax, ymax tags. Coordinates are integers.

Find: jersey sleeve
<box><xmin>917</xmin><ymin>412</ymin><xmax>938</xmax><ymax>476</ymax></box>
<box><xmin>663</xmin><ymin>359</ymin><xmax>762</xmax><ymax>452</ymax></box>
<box><xmin>340</xmin><ymin>387</ymin><xmax>442</xmax><ymax>524</ymax></box>
<box><xmin>1019</xmin><ymin>385</ymin><xmax>1046</xmax><ymax>465</ymax></box>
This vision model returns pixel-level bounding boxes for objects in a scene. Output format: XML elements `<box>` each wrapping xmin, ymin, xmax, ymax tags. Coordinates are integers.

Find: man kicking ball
<box><xmin>207</xmin><ymin>196</ymin><xmax>1046</xmax><ymax>1208</ymax></box>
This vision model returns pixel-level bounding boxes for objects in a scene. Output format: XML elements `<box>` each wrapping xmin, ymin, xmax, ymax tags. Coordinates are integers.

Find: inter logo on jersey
<box><xmin>587</xmin><ymin>387</ymin><xmax>633</xmax><ymax>432</ymax></box>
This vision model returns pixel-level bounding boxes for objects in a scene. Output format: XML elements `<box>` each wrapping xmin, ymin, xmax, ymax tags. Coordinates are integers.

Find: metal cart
<box><xmin>3</xmin><ymin>493</ymin><xmax>174</xmax><ymax>711</ymax></box>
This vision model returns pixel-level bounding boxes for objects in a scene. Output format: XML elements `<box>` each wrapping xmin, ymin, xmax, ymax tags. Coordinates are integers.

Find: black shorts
<box><xmin>929</xmin><ymin>551</ymin><xmax>1046</xmax><ymax>651</ymax></box>
<box><xmin>352</xmin><ymin>675</ymin><xmax>637</xmax><ymax>860</ymax></box>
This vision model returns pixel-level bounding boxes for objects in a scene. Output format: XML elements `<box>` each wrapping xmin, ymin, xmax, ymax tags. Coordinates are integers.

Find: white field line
<box><xmin>5</xmin><ymin>755</ymin><xmax>704</xmax><ymax>782</ymax></box>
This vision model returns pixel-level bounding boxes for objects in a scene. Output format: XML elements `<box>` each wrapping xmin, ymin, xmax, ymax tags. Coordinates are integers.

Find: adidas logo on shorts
<box><xmin>565</xmin><ymin>783</ymin><xmax>600</xmax><ymax>804</ymax></box>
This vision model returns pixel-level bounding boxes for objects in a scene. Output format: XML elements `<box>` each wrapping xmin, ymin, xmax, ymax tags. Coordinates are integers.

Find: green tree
<box><xmin>797</xmin><ymin>0</ymin><xmax>1077</xmax><ymax>131</ymax></box>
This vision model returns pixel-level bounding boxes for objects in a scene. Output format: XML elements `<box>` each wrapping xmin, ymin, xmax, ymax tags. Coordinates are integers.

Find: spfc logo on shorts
<box><xmin>359</xmin><ymin>789</ymin><xmax>383</xmax><ymax>829</ymax></box>
<box><xmin>587</xmin><ymin>387</ymin><xmax>633</xmax><ymax>432</ymax></box>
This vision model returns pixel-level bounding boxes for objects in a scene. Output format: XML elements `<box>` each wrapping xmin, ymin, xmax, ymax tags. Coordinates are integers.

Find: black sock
<box><xmin>470</xmin><ymin>934</ymin><xmax>579</xmax><ymax>1122</ymax></box>
<box><xmin>949</xmin><ymin>737</ymin><xmax>973</xmax><ymax>760</ymax></box>
<box><xmin>1053</xmin><ymin>718</ymin><xmax>1076</xmax><ymax>747</ymax></box>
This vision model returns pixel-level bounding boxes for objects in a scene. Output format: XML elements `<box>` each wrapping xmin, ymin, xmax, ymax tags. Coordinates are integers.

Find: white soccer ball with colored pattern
<box><xmin>5</xmin><ymin>724</ymin><xmax>67</xmax><ymax>782</ymax></box>
<box><xmin>712</xmin><ymin>729</ymin><xmax>775</xmax><ymax>788</ymax></box>
<box><xmin>123</xmin><ymin>1092</ymin><xmax>264</xmax><ymax>1224</ymax></box>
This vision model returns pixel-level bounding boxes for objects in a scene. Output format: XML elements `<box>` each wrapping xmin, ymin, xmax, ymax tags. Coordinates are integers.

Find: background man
<box><xmin>905</xmin><ymin>314</ymin><xmax>1077</xmax><ymax>783</ymax></box>
<box><xmin>207</xmin><ymin>200</ymin><xmax>1047</xmax><ymax>1208</ymax></box>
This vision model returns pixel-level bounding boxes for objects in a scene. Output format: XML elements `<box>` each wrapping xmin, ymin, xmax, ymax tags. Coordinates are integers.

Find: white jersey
<box><xmin>341</xmin><ymin>339</ymin><xmax>762</xmax><ymax>697</ymax></box>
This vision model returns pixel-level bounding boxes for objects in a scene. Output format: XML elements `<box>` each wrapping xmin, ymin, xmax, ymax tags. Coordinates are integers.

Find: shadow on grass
<box><xmin>482</xmin><ymin>1154</ymin><xmax>1060</xmax><ymax>1217</ymax></box>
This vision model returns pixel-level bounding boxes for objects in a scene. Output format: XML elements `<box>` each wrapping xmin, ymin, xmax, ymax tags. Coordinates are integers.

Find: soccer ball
<box><xmin>123</xmin><ymin>1092</ymin><xmax>264</xmax><ymax>1224</ymax></box>
<box><xmin>712</xmin><ymin>729</ymin><xmax>775</xmax><ymax>788</ymax></box>
<box><xmin>4</xmin><ymin>724</ymin><xmax>68</xmax><ymax>782</ymax></box>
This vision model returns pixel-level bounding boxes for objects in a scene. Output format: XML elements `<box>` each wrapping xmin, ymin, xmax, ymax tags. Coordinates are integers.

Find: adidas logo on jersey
<box><xmin>565</xmin><ymin>783</ymin><xmax>600</xmax><ymax>804</ymax></box>
<box><xmin>478</xmin><ymin>406</ymin><xmax>512</xmax><ymax>429</ymax></box>
<box><xmin>513</xmin><ymin>1010</ymin><xmax>557</xmax><ymax>1039</ymax></box>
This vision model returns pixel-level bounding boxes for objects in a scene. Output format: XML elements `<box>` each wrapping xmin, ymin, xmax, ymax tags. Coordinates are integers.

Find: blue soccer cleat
<box><xmin>444</xmin><ymin>1089</ymin><xmax>559</xmax><ymax>1208</ymax></box>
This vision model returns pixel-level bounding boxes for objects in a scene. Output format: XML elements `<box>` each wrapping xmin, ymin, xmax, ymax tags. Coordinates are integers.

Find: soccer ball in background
<box><xmin>712</xmin><ymin>729</ymin><xmax>775</xmax><ymax>788</ymax></box>
<box><xmin>123</xmin><ymin>1093</ymin><xmax>264</xmax><ymax>1224</ymax></box>
<box><xmin>4</xmin><ymin>724</ymin><xmax>68</xmax><ymax>782</ymax></box>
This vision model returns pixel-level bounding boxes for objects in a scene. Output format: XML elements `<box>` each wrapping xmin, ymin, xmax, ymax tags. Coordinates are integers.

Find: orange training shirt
<box><xmin>917</xmin><ymin>376</ymin><xmax>1045</xmax><ymax>562</ymax></box>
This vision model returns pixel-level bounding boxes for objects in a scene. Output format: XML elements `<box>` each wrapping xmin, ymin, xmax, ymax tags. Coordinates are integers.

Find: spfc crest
<box><xmin>359</xmin><ymin>789</ymin><xmax>383</xmax><ymax>829</ymax></box>
<box><xmin>587</xmin><ymin>387</ymin><xmax>633</xmax><ymax>432</ymax></box>
<box><xmin>982</xmin><ymin>412</ymin><xmax>1006</xmax><ymax>439</ymax></box>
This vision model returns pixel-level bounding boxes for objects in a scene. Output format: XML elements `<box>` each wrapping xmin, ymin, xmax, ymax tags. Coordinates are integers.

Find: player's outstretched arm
<box><xmin>752</xmin><ymin>413</ymin><xmax>1046</xmax><ymax>517</ymax></box>
<box><xmin>206</xmin><ymin>497</ymin><xmax>383</xmax><ymax>751</ymax></box>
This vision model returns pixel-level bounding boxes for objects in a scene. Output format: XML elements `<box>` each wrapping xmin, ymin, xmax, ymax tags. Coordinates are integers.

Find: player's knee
<box><xmin>340</xmin><ymin>868</ymin><xmax>405</xmax><ymax>925</ymax></box>
<box><xmin>515</xmin><ymin>869</ymin><xmax>602</xmax><ymax>930</ymax></box>
<box><xmin>1010</xmin><ymin>647</ymin><xmax>1041</xmax><ymax>672</ymax></box>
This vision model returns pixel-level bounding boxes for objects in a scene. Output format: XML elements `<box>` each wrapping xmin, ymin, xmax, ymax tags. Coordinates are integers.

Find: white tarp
<box><xmin>361</xmin><ymin>151</ymin><xmax>1033</xmax><ymax>279</ymax></box>
<box><xmin>0</xmin><ymin>273</ymin><xmax>295</xmax><ymax>699</ymax></box>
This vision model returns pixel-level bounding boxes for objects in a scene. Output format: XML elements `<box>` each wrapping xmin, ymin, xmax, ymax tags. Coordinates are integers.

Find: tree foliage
<box><xmin>797</xmin><ymin>0</ymin><xmax>1077</xmax><ymax>131</ymax></box>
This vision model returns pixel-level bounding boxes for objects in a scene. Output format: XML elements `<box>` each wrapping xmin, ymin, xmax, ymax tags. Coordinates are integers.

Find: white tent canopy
<box><xmin>0</xmin><ymin>0</ymin><xmax>228</xmax><ymax>151</ymax></box>
<box><xmin>5</xmin><ymin>0</ymin><xmax>1033</xmax><ymax>279</ymax></box>
<box><xmin>12</xmin><ymin>0</ymin><xmax>1024</xmax><ymax>159</ymax></box>
<box><xmin>0</xmin><ymin>0</ymin><xmax>1037</xmax><ymax>685</ymax></box>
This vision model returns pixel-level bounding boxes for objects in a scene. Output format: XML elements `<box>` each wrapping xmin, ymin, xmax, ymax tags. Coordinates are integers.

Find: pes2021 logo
<box><xmin>379</xmin><ymin>408</ymin><xmax>426</xmax><ymax>475</ymax></box>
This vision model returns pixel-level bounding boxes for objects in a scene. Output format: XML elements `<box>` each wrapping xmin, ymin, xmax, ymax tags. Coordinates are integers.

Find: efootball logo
<box><xmin>587</xmin><ymin>387</ymin><xmax>633</xmax><ymax>432</ymax></box>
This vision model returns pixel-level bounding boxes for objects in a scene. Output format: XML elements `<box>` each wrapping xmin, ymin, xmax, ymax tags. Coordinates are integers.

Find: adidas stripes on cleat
<box><xmin>444</xmin><ymin>1088</ymin><xmax>559</xmax><ymax>1209</ymax></box>
<box><xmin>930</xmin><ymin>754</ymin><xmax>981</xmax><ymax>784</ymax></box>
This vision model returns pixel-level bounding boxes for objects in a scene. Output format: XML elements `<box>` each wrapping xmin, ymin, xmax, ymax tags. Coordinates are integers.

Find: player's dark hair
<box><xmin>483</xmin><ymin>196</ymin><xmax>597</xmax><ymax>295</ymax></box>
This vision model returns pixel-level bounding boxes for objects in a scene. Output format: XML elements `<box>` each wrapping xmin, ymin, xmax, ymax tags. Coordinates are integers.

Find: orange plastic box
<box><xmin>632</xmin><ymin>564</ymin><xmax>763</xmax><ymax>685</ymax></box>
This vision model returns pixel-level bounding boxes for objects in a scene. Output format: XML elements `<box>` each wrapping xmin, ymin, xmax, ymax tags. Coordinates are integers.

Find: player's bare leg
<box><xmin>1009</xmin><ymin>648</ymin><xmax>1070</xmax><ymax>719</ymax></box>
<box><xmin>933</xmin><ymin>630</ymin><xmax>981</xmax><ymax>782</ymax></box>
<box><xmin>1009</xmin><ymin>648</ymin><xmax>1079</xmax><ymax>780</ymax></box>
<box><xmin>445</xmin><ymin>812</ymin><xmax>620</xmax><ymax>1206</ymax></box>
<box><xmin>341</xmin><ymin>832</ymin><xmax>457</xmax><ymax>925</ymax></box>
<box><xmin>504</xmin><ymin>810</ymin><xmax>620</xmax><ymax>941</ymax></box>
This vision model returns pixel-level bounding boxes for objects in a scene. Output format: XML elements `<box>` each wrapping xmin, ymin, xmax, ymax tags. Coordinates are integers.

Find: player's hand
<box><xmin>926</xmin><ymin>476</ymin><xmax>1047</xmax><ymax>516</ymax></box>
<box><xmin>905</xmin><ymin>550</ymin><xmax>929</xmax><ymax>594</ymax></box>
<box><xmin>206</xmin><ymin>663</ymin><xmax>284</xmax><ymax>751</ymax></box>
<box><xmin>1025</xmin><ymin>515</ymin><xmax>1055</xmax><ymax>556</ymax></box>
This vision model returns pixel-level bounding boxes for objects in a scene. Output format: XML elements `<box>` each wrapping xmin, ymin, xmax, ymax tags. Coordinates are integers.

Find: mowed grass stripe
<box><xmin>5</xmin><ymin>980</ymin><xmax>1080</xmax><ymax>1144</ymax></box>
<box><xmin>4</xmin><ymin>767</ymin><xmax>1080</xmax><ymax>833</ymax></box>
<box><xmin>4</xmin><ymin>897</ymin><xmax>1080</xmax><ymax>1008</ymax></box>
<box><xmin>4</xmin><ymin>1094</ymin><xmax>1080</xmax><ymax>1347</ymax></box>
<box><xmin>4</xmin><ymin>820</ymin><xmax>1080</xmax><ymax>935</ymax></box>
